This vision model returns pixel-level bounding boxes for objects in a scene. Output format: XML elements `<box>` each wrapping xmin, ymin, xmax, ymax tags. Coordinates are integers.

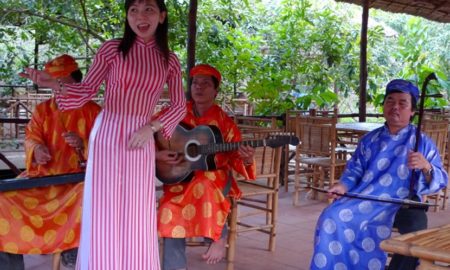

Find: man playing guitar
<box><xmin>156</xmin><ymin>64</ymin><xmax>256</xmax><ymax>270</ymax></box>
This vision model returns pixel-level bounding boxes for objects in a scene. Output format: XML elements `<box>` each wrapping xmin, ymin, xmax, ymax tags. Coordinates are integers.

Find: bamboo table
<box><xmin>380</xmin><ymin>224</ymin><xmax>450</xmax><ymax>270</ymax></box>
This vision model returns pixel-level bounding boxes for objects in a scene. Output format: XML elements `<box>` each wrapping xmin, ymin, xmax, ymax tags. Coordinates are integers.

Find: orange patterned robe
<box><xmin>0</xmin><ymin>98</ymin><xmax>101</xmax><ymax>254</ymax></box>
<box><xmin>157</xmin><ymin>101</ymin><xmax>256</xmax><ymax>241</ymax></box>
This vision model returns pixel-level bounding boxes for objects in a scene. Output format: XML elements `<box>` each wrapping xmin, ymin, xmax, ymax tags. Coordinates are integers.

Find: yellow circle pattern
<box><xmin>213</xmin><ymin>188</ymin><xmax>224</xmax><ymax>203</ymax></box>
<box><xmin>44</xmin><ymin>230</ymin><xmax>57</xmax><ymax>244</ymax></box>
<box><xmin>204</xmin><ymin>172</ymin><xmax>216</xmax><ymax>180</ymax></box>
<box><xmin>202</xmin><ymin>202</ymin><xmax>212</xmax><ymax>218</ymax></box>
<box><xmin>216</xmin><ymin>211</ymin><xmax>226</xmax><ymax>226</ymax></box>
<box><xmin>171</xmin><ymin>225</ymin><xmax>186</xmax><ymax>238</ymax></box>
<box><xmin>160</xmin><ymin>208</ymin><xmax>173</xmax><ymax>225</ymax></box>
<box><xmin>10</xmin><ymin>206</ymin><xmax>23</xmax><ymax>220</ymax></box>
<box><xmin>193</xmin><ymin>183</ymin><xmax>205</xmax><ymax>199</ymax></box>
<box><xmin>63</xmin><ymin>229</ymin><xmax>75</xmax><ymax>244</ymax></box>
<box><xmin>29</xmin><ymin>215</ymin><xmax>44</xmax><ymax>228</ymax></box>
<box><xmin>64</xmin><ymin>192</ymin><xmax>78</xmax><ymax>208</ymax></box>
<box><xmin>20</xmin><ymin>225</ymin><xmax>35</xmax><ymax>242</ymax></box>
<box><xmin>45</xmin><ymin>199</ymin><xmax>60</xmax><ymax>212</ymax></box>
<box><xmin>53</xmin><ymin>213</ymin><xmax>68</xmax><ymax>226</ymax></box>
<box><xmin>181</xmin><ymin>204</ymin><xmax>196</xmax><ymax>221</ymax></box>
<box><xmin>23</xmin><ymin>197</ymin><xmax>39</xmax><ymax>209</ymax></box>
<box><xmin>29</xmin><ymin>247</ymin><xmax>42</xmax><ymax>254</ymax></box>
<box><xmin>169</xmin><ymin>185</ymin><xmax>184</xmax><ymax>193</ymax></box>
<box><xmin>4</xmin><ymin>242</ymin><xmax>19</xmax><ymax>253</ymax></box>
<box><xmin>171</xmin><ymin>195</ymin><xmax>184</xmax><ymax>203</ymax></box>
<box><xmin>46</xmin><ymin>186</ymin><xmax>59</xmax><ymax>200</ymax></box>
<box><xmin>0</xmin><ymin>218</ymin><xmax>11</xmax><ymax>235</ymax></box>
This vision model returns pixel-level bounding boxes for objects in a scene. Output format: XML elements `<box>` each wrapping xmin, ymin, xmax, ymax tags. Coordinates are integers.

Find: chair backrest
<box><xmin>296</xmin><ymin>115</ymin><xmax>338</xmax><ymax>157</ymax></box>
<box><xmin>284</xmin><ymin>110</ymin><xmax>309</xmax><ymax>134</ymax></box>
<box><xmin>422</xmin><ymin>119</ymin><xmax>449</xmax><ymax>162</ymax></box>
<box><xmin>254</xmin><ymin>146</ymin><xmax>282</xmax><ymax>185</ymax></box>
<box><xmin>234</xmin><ymin>143</ymin><xmax>282</xmax><ymax>188</ymax></box>
<box><xmin>234</xmin><ymin>115</ymin><xmax>278</xmax><ymax>130</ymax></box>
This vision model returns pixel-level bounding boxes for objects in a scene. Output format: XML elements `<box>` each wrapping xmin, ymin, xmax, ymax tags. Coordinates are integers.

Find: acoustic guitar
<box><xmin>155</xmin><ymin>124</ymin><xmax>299</xmax><ymax>185</ymax></box>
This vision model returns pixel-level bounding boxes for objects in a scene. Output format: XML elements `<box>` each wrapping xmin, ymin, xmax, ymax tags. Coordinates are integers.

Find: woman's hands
<box><xmin>128</xmin><ymin>124</ymin><xmax>155</xmax><ymax>149</ymax></box>
<box><xmin>19</xmin><ymin>68</ymin><xmax>65</xmax><ymax>94</ymax></box>
<box><xmin>128</xmin><ymin>121</ymin><xmax>162</xmax><ymax>149</ymax></box>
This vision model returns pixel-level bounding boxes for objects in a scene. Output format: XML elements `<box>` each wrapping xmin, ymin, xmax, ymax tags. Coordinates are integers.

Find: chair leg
<box><xmin>268</xmin><ymin>190</ymin><xmax>279</xmax><ymax>252</ymax></box>
<box><xmin>293</xmin><ymin>160</ymin><xmax>300</xmax><ymax>206</ymax></box>
<box><xmin>52</xmin><ymin>252</ymin><xmax>61</xmax><ymax>270</ymax></box>
<box><xmin>226</xmin><ymin>198</ymin><xmax>237</xmax><ymax>270</ymax></box>
<box><xmin>442</xmin><ymin>188</ymin><xmax>448</xmax><ymax>210</ymax></box>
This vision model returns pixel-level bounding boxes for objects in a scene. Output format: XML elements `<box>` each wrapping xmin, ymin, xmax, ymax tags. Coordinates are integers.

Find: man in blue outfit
<box><xmin>310</xmin><ymin>79</ymin><xmax>448</xmax><ymax>270</ymax></box>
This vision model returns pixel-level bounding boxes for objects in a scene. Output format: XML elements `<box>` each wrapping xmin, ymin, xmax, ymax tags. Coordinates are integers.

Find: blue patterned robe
<box><xmin>310</xmin><ymin>124</ymin><xmax>448</xmax><ymax>270</ymax></box>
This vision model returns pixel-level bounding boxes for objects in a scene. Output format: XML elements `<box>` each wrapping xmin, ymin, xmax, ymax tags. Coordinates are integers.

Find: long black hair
<box><xmin>118</xmin><ymin>0</ymin><xmax>170</xmax><ymax>62</ymax></box>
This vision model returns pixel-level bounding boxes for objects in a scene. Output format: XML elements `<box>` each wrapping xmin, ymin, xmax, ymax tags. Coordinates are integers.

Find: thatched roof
<box><xmin>335</xmin><ymin>0</ymin><xmax>450</xmax><ymax>23</ymax></box>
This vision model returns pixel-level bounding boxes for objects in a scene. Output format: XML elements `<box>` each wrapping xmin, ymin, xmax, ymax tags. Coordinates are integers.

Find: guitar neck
<box><xmin>199</xmin><ymin>139</ymin><xmax>266</xmax><ymax>155</ymax></box>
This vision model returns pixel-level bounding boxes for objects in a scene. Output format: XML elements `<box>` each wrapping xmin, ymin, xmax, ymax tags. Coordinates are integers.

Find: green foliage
<box><xmin>0</xmin><ymin>0</ymin><xmax>449</xmax><ymax>116</ymax></box>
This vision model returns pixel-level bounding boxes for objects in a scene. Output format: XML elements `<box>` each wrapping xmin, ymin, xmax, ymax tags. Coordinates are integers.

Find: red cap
<box><xmin>189</xmin><ymin>64</ymin><xmax>221</xmax><ymax>85</ymax></box>
<box><xmin>44</xmin><ymin>54</ymin><xmax>79</xmax><ymax>79</ymax></box>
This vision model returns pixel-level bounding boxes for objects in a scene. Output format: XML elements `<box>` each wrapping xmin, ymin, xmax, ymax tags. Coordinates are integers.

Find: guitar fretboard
<box><xmin>198</xmin><ymin>139</ymin><xmax>267</xmax><ymax>155</ymax></box>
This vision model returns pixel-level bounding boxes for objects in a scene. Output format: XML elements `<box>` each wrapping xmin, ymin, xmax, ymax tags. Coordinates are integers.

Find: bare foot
<box><xmin>202</xmin><ymin>238</ymin><xmax>226</xmax><ymax>264</ymax></box>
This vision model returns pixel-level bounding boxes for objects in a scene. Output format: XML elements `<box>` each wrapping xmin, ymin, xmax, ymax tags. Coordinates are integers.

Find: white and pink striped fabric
<box><xmin>57</xmin><ymin>37</ymin><xmax>186</xmax><ymax>270</ymax></box>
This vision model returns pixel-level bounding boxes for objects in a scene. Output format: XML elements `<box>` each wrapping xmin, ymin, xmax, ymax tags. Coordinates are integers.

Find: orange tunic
<box><xmin>0</xmin><ymin>98</ymin><xmax>101</xmax><ymax>254</ymax></box>
<box><xmin>157</xmin><ymin>102</ymin><xmax>256</xmax><ymax>241</ymax></box>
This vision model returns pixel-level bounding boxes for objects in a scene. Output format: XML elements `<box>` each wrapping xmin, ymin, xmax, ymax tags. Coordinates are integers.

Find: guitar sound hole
<box><xmin>186</xmin><ymin>144</ymin><xmax>199</xmax><ymax>159</ymax></box>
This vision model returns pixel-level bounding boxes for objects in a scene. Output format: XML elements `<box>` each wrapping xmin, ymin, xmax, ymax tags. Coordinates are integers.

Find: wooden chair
<box><xmin>292</xmin><ymin>115</ymin><xmax>347</xmax><ymax>205</ymax></box>
<box><xmin>421</xmin><ymin>118</ymin><xmax>449</xmax><ymax>211</ymax></box>
<box><xmin>226</xmin><ymin>143</ymin><xmax>282</xmax><ymax>270</ymax></box>
<box><xmin>234</xmin><ymin>115</ymin><xmax>279</xmax><ymax>134</ymax></box>
<box><xmin>282</xmin><ymin>110</ymin><xmax>307</xmax><ymax>192</ymax></box>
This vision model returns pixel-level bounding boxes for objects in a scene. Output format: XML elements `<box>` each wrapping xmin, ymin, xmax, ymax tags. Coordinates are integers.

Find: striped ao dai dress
<box><xmin>310</xmin><ymin>124</ymin><xmax>447</xmax><ymax>270</ymax></box>
<box><xmin>56</xmin><ymin>37</ymin><xmax>186</xmax><ymax>270</ymax></box>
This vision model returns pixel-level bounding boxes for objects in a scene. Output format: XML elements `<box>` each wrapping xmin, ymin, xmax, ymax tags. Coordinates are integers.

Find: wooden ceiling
<box><xmin>335</xmin><ymin>0</ymin><xmax>450</xmax><ymax>23</ymax></box>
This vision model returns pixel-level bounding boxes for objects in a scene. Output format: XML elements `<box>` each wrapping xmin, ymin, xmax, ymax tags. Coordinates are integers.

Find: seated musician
<box><xmin>155</xmin><ymin>64</ymin><xmax>256</xmax><ymax>270</ymax></box>
<box><xmin>0</xmin><ymin>54</ymin><xmax>101</xmax><ymax>270</ymax></box>
<box><xmin>310</xmin><ymin>79</ymin><xmax>448</xmax><ymax>269</ymax></box>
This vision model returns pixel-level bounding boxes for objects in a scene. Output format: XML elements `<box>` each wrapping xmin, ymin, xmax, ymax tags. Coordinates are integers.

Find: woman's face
<box><xmin>127</xmin><ymin>0</ymin><xmax>166</xmax><ymax>42</ymax></box>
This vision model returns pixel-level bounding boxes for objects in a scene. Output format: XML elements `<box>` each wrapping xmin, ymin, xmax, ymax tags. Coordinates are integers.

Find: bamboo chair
<box><xmin>282</xmin><ymin>110</ymin><xmax>308</xmax><ymax>192</ymax></box>
<box><xmin>292</xmin><ymin>115</ymin><xmax>347</xmax><ymax>205</ymax></box>
<box><xmin>233</xmin><ymin>115</ymin><xmax>278</xmax><ymax>134</ymax></box>
<box><xmin>421</xmin><ymin>118</ymin><xmax>449</xmax><ymax>211</ymax></box>
<box><xmin>226</xmin><ymin>135</ymin><xmax>282</xmax><ymax>270</ymax></box>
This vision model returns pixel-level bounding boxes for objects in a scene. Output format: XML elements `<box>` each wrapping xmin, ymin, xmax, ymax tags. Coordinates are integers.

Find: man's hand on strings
<box><xmin>155</xmin><ymin>150</ymin><xmax>183</xmax><ymax>164</ymax></box>
<box><xmin>33</xmin><ymin>144</ymin><xmax>51</xmax><ymax>165</ymax></box>
<box><xmin>62</xmin><ymin>132</ymin><xmax>84</xmax><ymax>150</ymax></box>
<box><xmin>238</xmin><ymin>144</ymin><xmax>255</xmax><ymax>166</ymax></box>
<box><xmin>327</xmin><ymin>183</ymin><xmax>348</xmax><ymax>199</ymax></box>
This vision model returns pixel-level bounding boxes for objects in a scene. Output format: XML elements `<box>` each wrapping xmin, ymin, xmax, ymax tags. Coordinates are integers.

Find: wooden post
<box><xmin>359</xmin><ymin>0</ymin><xmax>369</xmax><ymax>122</ymax></box>
<box><xmin>186</xmin><ymin>0</ymin><xmax>198</xmax><ymax>101</ymax></box>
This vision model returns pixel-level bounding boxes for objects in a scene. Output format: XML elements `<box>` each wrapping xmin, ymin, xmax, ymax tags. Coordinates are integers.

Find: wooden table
<box><xmin>380</xmin><ymin>224</ymin><xmax>450</xmax><ymax>269</ymax></box>
<box><xmin>336</xmin><ymin>122</ymin><xmax>384</xmax><ymax>146</ymax></box>
<box><xmin>336</xmin><ymin>122</ymin><xmax>384</xmax><ymax>133</ymax></box>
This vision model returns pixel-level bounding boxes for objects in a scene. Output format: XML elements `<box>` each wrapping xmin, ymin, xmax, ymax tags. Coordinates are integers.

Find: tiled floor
<box><xmin>24</xmin><ymin>187</ymin><xmax>450</xmax><ymax>270</ymax></box>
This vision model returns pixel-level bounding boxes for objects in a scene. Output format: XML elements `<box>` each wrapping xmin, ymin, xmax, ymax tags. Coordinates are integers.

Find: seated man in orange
<box><xmin>156</xmin><ymin>64</ymin><xmax>256</xmax><ymax>270</ymax></box>
<box><xmin>0</xmin><ymin>54</ymin><xmax>101</xmax><ymax>270</ymax></box>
